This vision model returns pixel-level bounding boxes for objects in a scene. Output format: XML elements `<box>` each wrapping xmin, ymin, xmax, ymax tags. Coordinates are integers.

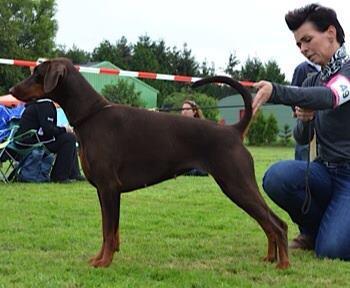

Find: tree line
<box><xmin>0</xmin><ymin>0</ymin><xmax>288</xmax><ymax>104</ymax></box>
<box><xmin>0</xmin><ymin>0</ymin><xmax>292</xmax><ymax>145</ymax></box>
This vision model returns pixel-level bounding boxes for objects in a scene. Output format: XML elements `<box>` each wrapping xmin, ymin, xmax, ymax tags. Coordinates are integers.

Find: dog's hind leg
<box><xmin>115</xmin><ymin>227</ymin><xmax>120</xmax><ymax>252</ymax></box>
<box><xmin>89</xmin><ymin>186</ymin><xmax>121</xmax><ymax>268</ymax></box>
<box><xmin>212</xmin><ymin>170</ymin><xmax>289</xmax><ymax>269</ymax></box>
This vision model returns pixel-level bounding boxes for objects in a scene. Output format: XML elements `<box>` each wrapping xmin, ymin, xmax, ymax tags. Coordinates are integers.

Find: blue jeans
<box><xmin>263</xmin><ymin>159</ymin><xmax>350</xmax><ymax>260</ymax></box>
<box><xmin>294</xmin><ymin>144</ymin><xmax>309</xmax><ymax>161</ymax></box>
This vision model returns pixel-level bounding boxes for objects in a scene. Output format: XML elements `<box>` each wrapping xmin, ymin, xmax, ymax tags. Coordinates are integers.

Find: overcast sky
<box><xmin>55</xmin><ymin>0</ymin><xmax>348</xmax><ymax>81</ymax></box>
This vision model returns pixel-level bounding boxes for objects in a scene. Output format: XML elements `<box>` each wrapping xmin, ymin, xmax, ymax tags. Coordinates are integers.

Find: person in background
<box><xmin>252</xmin><ymin>3</ymin><xmax>350</xmax><ymax>260</ymax></box>
<box><xmin>16</xmin><ymin>98</ymin><xmax>84</xmax><ymax>183</ymax></box>
<box><xmin>181</xmin><ymin>100</ymin><xmax>205</xmax><ymax>119</ymax></box>
<box><xmin>181</xmin><ymin>99</ymin><xmax>208</xmax><ymax>176</ymax></box>
<box><xmin>292</xmin><ymin>60</ymin><xmax>320</xmax><ymax>161</ymax></box>
<box><xmin>15</xmin><ymin>58</ymin><xmax>84</xmax><ymax>183</ymax></box>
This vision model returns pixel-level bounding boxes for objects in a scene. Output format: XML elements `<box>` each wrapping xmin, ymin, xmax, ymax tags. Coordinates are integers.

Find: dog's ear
<box><xmin>44</xmin><ymin>62</ymin><xmax>66</xmax><ymax>93</ymax></box>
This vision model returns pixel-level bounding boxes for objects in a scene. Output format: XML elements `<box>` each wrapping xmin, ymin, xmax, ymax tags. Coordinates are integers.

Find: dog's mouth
<box><xmin>9</xmin><ymin>85</ymin><xmax>45</xmax><ymax>103</ymax></box>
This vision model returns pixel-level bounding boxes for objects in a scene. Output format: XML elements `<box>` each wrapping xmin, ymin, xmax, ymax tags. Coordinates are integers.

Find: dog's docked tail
<box><xmin>192</xmin><ymin>76</ymin><xmax>252</xmax><ymax>135</ymax></box>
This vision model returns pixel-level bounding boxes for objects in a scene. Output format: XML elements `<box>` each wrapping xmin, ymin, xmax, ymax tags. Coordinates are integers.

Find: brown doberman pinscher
<box><xmin>10</xmin><ymin>58</ymin><xmax>289</xmax><ymax>269</ymax></box>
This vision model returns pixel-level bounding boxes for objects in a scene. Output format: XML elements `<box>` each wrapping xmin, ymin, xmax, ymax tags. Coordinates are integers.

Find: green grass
<box><xmin>0</xmin><ymin>146</ymin><xmax>349</xmax><ymax>287</ymax></box>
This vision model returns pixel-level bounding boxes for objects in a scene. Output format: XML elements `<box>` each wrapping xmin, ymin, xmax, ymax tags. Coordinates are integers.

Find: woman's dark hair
<box><xmin>285</xmin><ymin>3</ymin><xmax>345</xmax><ymax>45</ymax></box>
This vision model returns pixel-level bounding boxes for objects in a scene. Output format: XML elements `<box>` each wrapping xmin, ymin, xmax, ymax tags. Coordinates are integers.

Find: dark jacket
<box><xmin>269</xmin><ymin>61</ymin><xmax>350</xmax><ymax>162</ymax></box>
<box><xmin>291</xmin><ymin>61</ymin><xmax>319</xmax><ymax>87</ymax></box>
<box><xmin>16</xmin><ymin>99</ymin><xmax>66</xmax><ymax>144</ymax></box>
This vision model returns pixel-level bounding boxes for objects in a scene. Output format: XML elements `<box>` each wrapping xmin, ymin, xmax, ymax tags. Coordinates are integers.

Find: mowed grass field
<box><xmin>0</xmin><ymin>146</ymin><xmax>349</xmax><ymax>287</ymax></box>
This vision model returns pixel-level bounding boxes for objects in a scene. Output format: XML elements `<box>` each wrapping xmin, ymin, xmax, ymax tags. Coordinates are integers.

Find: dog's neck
<box><xmin>54</xmin><ymin>68</ymin><xmax>111</xmax><ymax>128</ymax></box>
<box><xmin>71</xmin><ymin>103</ymin><xmax>113</xmax><ymax>128</ymax></box>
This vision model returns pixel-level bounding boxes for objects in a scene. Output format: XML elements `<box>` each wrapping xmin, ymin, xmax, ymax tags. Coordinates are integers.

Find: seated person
<box><xmin>15</xmin><ymin>98</ymin><xmax>84</xmax><ymax>183</ymax></box>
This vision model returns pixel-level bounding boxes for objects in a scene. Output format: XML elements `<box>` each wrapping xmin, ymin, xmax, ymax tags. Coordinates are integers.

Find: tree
<box><xmin>240</xmin><ymin>57</ymin><xmax>264</xmax><ymax>82</ymax></box>
<box><xmin>56</xmin><ymin>44</ymin><xmax>91</xmax><ymax>64</ymax></box>
<box><xmin>239</xmin><ymin>57</ymin><xmax>287</xmax><ymax>84</ymax></box>
<box><xmin>279</xmin><ymin>124</ymin><xmax>292</xmax><ymax>146</ymax></box>
<box><xmin>246</xmin><ymin>111</ymin><xmax>266</xmax><ymax>145</ymax></box>
<box><xmin>175</xmin><ymin>43</ymin><xmax>199</xmax><ymax>76</ymax></box>
<box><xmin>101</xmin><ymin>79</ymin><xmax>145</xmax><ymax>108</ymax></box>
<box><xmin>262</xmin><ymin>60</ymin><xmax>287</xmax><ymax>84</ymax></box>
<box><xmin>130</xmin><ymin>35</ymin><xmax>160</xmax><ymax>73</ymax></box>
<box><xmin>264</xmin><ymin>113</ymin><xmax>279</xmax><ymax>144</ymax></box>
<box><xmin>91</xmin><ymin>37</ymin><xmax>132</xmax><ymax>69</ymax></box>
<box><xmin>0</xmin><ymin>0</ymin><xmax>57</xmax><ymax>93</ymax></box>
<box><xmin>224</xmin><ymin>51</ymin><xmax>240</xmax><ymax>79</ymax></box>
<box><xmin>199</xmin><ymin>59</ymin><xmax>215</xmax><ymax>77</ymax></box>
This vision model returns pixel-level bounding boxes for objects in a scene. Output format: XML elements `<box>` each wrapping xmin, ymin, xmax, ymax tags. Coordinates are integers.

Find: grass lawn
<box><xmin>0</xmin><ymin>146</ymin><xmax>349</xmax><ymax>287</ymax></box>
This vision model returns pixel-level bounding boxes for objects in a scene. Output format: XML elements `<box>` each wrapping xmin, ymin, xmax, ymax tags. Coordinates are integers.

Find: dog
<box><xmin>10</xmin><ymin>58</ymin><xmax>289</xmax><ymax>269</ymax></box>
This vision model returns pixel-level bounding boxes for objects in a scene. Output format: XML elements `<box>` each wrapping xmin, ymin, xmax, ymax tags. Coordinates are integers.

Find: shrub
<box><xmin>279</xmin><ymin>124</ymin><xmax>292</xmax><ymax>146</ymax></box>
<box><xmin>246</xmin><ymin>111</ymin><xmax>279</xmax><ymax>145</ymax></box>
<box><xmin>101</xmin><ymin>79</ymin><xmax>146</xmax><ymax>107</ymax></box>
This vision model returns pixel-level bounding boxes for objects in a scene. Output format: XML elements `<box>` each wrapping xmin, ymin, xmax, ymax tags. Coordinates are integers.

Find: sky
<box><xmin>54</xmin><ymin>0</ymin><xmax>349</xmax><ymax>81</ymax></box>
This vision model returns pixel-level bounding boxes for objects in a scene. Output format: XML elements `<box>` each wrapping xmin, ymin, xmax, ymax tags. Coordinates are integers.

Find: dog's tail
<box><xmin>192</xmin><ymin>76</ymin><xmax>252</xmax><ymax>135</ymax></box>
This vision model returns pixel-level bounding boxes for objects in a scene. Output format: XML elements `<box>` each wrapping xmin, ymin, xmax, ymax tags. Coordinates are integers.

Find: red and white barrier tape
<box><xmin>0</xmin><ymin>57</ymin><xmax>254</xmax><ymax>87</ymax></box>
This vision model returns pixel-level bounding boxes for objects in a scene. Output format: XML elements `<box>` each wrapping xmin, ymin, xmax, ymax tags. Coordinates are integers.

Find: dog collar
<box><xmin>72</xmin><ymin>104</ymin><xmax>113</xmax><ymax>128</ymax></box>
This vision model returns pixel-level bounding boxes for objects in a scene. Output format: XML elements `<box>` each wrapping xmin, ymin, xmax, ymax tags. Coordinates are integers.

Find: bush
<box><xmin>246</xmin><ymin>111</ymin><xmax>279</xmax><ymax>145</ymax></box>
<box><xmin>279</xmin><ymin>124</ymin><xmax>292</xmax><ymax>146</ymax></box>
<box><xmin>265</xmin><ymin>113</ymin><xmax>279</xmax><ymax>144</ymax></box>
<box><xmin>101</xmin><ymin>79</ymin><xmax>146</xmax><ymax>107</ymax></box>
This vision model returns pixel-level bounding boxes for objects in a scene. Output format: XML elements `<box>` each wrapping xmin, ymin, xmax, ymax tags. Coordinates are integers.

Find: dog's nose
<box><xmin>9</xmin><ymin>87</ymin><xmax>14</xmax><ymax>95</ymax></box>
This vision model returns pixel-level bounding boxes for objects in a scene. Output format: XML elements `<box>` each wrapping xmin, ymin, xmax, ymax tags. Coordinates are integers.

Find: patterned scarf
<box><xmin>321</xmin><ymin>45</ymin><xmax>350</xmax><ymax>81</ymax></box>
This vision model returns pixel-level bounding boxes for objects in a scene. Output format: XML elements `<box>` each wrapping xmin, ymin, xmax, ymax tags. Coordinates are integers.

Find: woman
<box><xmin>181</xmin><ymin>100</ymin><xmax>207</xmax><ymax>176</ymax></box>
<box><xmin>253</xmin><ymin>4</ymin><xmax>350</xmax><ymax>260</ymax></box>
<box><xmin>181</xmin><ymin>100</ymin><xmax>204</xmax><ymax>119</ymax></box>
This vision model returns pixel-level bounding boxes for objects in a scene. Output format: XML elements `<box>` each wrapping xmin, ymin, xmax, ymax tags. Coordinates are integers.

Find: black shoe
<box><xmin>289</xmin><ymin>234</ymin><xmax>314</xmax><ymax>250</ymax></box>
<box><xmin>71</xmin><ymin>175</ymin><xmax>86</xmax><ymax>181</ymax></box>
<box><xmin>52</xmin><ymin>179</ymin><xmax>75</xmax><ymax>184</ymax></box>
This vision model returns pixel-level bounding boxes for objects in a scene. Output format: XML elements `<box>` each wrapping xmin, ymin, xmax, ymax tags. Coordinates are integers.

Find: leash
<box><xmin>157</xmin><ymin>103</ymin><xmax>275</xmax><ymax>112</ymax></box>
<box><xmin>301</xmin><ymin>123</ymin><xmax>313</xmax><ymax>215</ymax></box>
<box><xmin>159</xmin><ymin>104</ymin><xmax>242</xmax><ymax>112</ymax></box>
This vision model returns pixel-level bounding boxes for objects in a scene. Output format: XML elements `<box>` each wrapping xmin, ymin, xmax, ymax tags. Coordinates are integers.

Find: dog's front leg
<box><xmin>89</xmin><ymin>188</ymin><xmax>121</xmax><ymax>268</ymax></box>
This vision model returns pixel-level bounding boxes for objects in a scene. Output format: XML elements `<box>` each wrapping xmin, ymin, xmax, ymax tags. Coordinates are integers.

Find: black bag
<box><xmin>17</xmin><ymin>148</ymin><xmax>54</xmax><ymax>182</ymax></box>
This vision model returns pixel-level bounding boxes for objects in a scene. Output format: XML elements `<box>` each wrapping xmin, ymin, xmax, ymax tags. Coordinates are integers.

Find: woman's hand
<box><xmin>294</xmin><ymin>106</ymin><xmax>315</xmax><ymax>122</ymax></box>
<box><xmin>65</xmin><ymin>125</ymin><xmax>74</xmax><ymax>133</ymax></box>
<box><xmin>252</xmin><ymin>81</ymin><xmax>273</xmax><ymax>115</ymax></box>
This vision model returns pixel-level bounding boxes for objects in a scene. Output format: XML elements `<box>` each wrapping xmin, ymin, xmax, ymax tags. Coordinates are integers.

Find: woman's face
<box><xmin>293</xmin><ymin>21</ymin><xmax>339</xmax><ymax>66</ymax></box>
<box><xmin>181</xmin><ymin>103</ymin><xmax>195</xmax><ymax>117</ymax></box>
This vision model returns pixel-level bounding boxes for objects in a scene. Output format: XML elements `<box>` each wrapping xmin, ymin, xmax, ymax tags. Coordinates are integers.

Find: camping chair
<box><xmin>0</xmin><ymin>125</ymin><xmax>50</xmax><ymax>183</ymax></box>
<box><xmin>0</xmin><ymin>124</ymin><xmax>19</xmax><ymax>182</ymax></box>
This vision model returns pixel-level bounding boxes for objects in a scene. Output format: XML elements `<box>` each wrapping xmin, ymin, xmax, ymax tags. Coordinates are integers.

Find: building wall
<box><xmin>81</xmin><ymin>61</ymin><xmax>158</xmax><ymax>108</ymax></box>
<box><xmin>218</xmin><ymin>95</ymin><xmax>296</xmax><ymax>130</ymax></box>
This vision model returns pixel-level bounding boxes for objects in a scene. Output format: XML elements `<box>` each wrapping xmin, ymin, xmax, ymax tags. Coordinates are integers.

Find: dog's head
<box><xmin>10</xmin><ymin>58</ymin><xmax>70</xmax><ymax>102</ymax></box>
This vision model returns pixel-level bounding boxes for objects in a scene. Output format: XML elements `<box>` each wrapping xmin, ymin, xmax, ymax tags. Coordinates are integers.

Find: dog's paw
<box><xmin>276</xmin><ymin>260</ymin><xmax>290</xmax><ymax>269</ymax></box>
<box><xmin>263</xmin><ymin>255</ymin><xmax>277</xmax><ymax>263</ymax></box>
<box><xmin>90</xmin><ymin>257</ymin><xmax>112</xmax><ymax>268</ymax></box>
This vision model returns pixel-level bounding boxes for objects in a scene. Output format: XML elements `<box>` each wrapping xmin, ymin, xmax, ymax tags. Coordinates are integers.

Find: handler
<box><xmin>252</xmin><ymin>3</ymin><xmax>350</xmax><ymax>260</ymax></box>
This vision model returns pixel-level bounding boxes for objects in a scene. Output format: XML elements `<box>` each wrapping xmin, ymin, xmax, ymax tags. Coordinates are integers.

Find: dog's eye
<box><xmin>33</xmin><ymin>73</ymin><xmax>43</xmax><ymax>82</ymax></box>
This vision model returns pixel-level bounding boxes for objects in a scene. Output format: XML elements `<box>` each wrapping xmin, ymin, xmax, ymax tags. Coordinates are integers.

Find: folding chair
<box><xmin>0</xmin><ymin>125</ymin><xmax>49</xmax><ymax>183</ymax></box>
<box><xmin>0</xmin><ymin>124</ymin><xmax>19</xmax><ymax>182</ymax></box>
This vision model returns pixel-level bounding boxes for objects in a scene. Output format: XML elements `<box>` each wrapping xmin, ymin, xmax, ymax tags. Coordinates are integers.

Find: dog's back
<box><xmin>77</xmin><ymin>104</ymin><xmax>245</xmax><ymax>191</ymax></box>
